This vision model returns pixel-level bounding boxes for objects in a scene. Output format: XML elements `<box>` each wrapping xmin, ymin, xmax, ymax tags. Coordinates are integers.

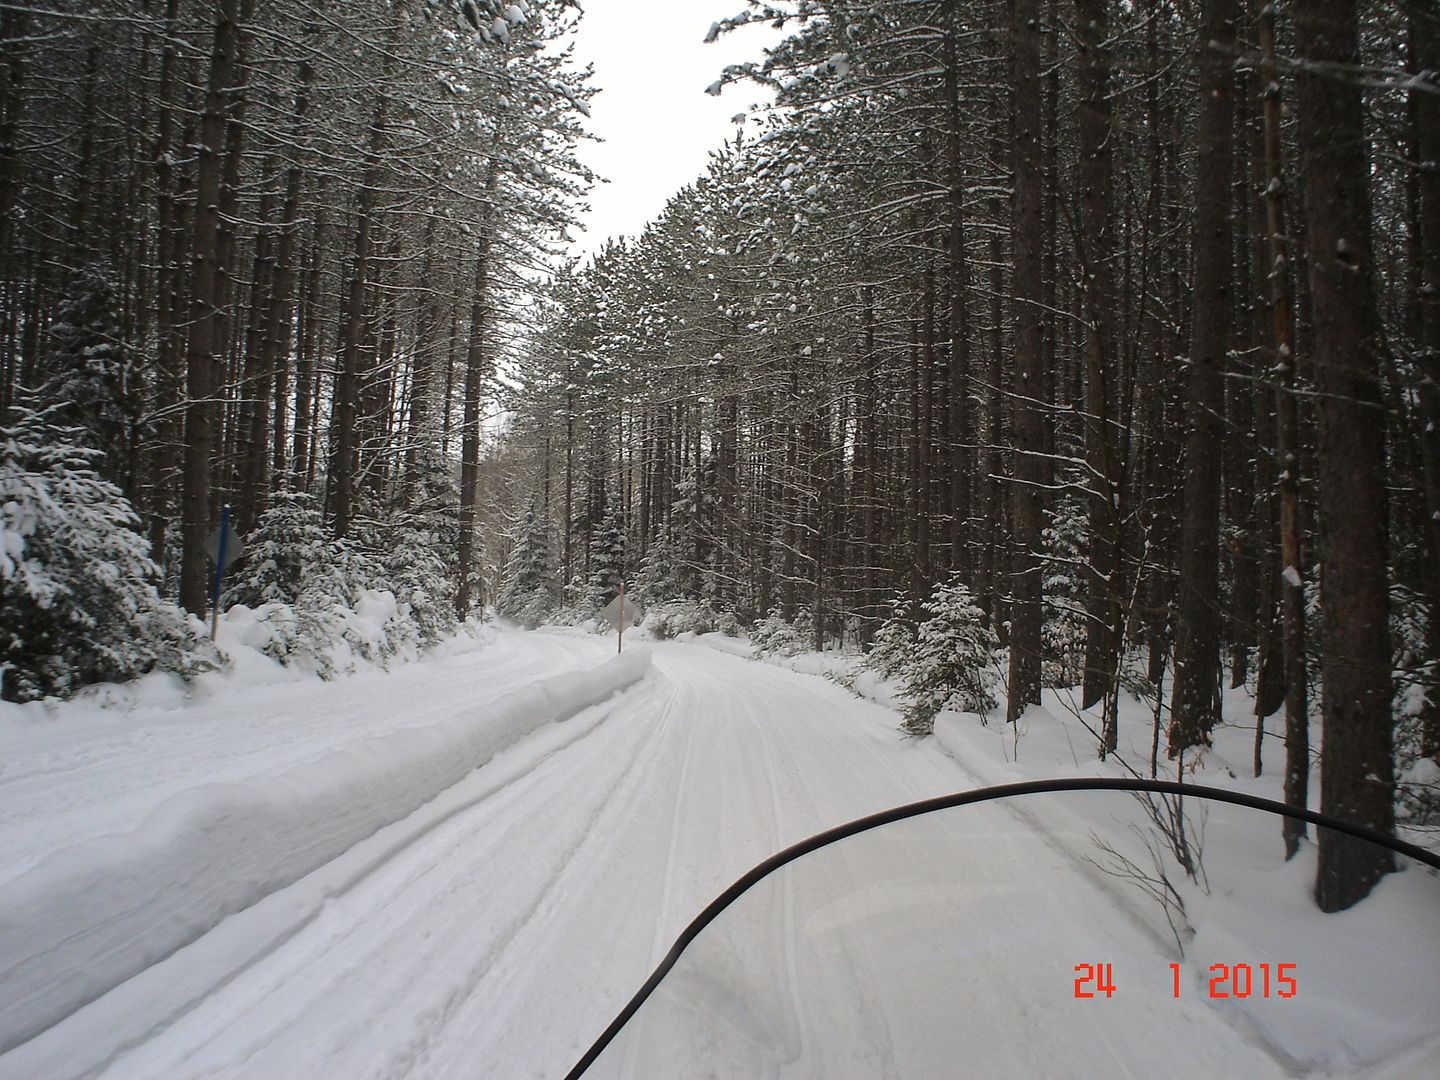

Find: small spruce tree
<box><xmin>496</xmin><ymin>499</ymin><xmax>559</xmax><ymax>628</ymax></box>
<box><xmin>895</xmin><ymin>576</ymin><xmax>999</xmax><ymax>737</ymax></box>
<box><xmin>587</xmin><ymin>499</ymin><xmax>627</xmax><ymax>610</ymax></box>
<box><xmin>226</xmin><ymin>490</ymin><xmax>336</xmax><ymax>608</ymax></box>
<box><xmin>1041</xmin><ymin>495</ymin><xmax>1089</xmax><ymax>687</ymax></box>
<box><xmin>635</xmin><ymin>523</ymin><xmax>687</xmax><ymax>603</ymax></box>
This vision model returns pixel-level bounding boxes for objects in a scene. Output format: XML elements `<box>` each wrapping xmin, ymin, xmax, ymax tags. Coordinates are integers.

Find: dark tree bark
<box><xmin>943</xmin><ymin>30</ymin><xmax>972</xmax><ymax>583</ymax></box>
<box><xmin>233</xmin><ymin>161</ymin><xmax>278</xmax><ymax>533</ymax></box>
<box><xmin>1169</xmin><ymin>0</ymin><xmax>1237</xmax><ymax>754</ymax></box>
<box><xmin>1410</xmin><ymin>4</ymin><xmax>1440</xmax><ymax>762</ymax></box>
<box><xmin>1074</xmin><ymin>0</ymin><xmax>1123</xmax><ymax>746</ymax></box>
<box><xmin>456</xmin><ymin>160</ymin><xmax>501</xmax><ymax>619</ymax></box>
<box><xmin>328</xmin><ymin>91</ymin><xmax>388</xmax><ymax>539</ymax></box>
<box><xmin>265</xmin><ymin>60</ymin><xmax>313</xmax><ymax>490</ymax></box>
<box><xmin>179</xmin><ymin>0</ymin><xmax>246</xmax><ymax>616</ymax></box>
<box><xmin>1294</xmin><ymin>0</ymin><xmax>1396</xmax><ymax>912</ymax></box>
<box><xmin>145</xmin><ymin>0</ymin><xmax>184</xmax><ymax>558</ymax></box>
<box><xmin>292</xmin><ymin>180</ymin><xmax>326</xmax><ymax>491</ymax></box>
<box><xmin>1255</xmin><ymin>0</ymin><xmax>1309</xmax><ymax>857</ymax></box>
<box><xmin>1006</xmin><ymin>0</ymin><xmax>1046</xmax><ymax>723</ymax></box>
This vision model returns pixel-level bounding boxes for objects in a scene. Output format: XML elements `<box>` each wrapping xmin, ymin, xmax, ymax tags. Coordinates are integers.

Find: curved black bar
<box><xmin>562</xmin><ymin>777</ymin><xmax>1440</xmax><ymax>1079</ymax></box>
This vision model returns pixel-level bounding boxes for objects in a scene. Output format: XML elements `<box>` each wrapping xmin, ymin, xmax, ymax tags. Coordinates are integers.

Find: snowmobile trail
<box><xmin>3</xmin><ymin>634</ymin><xmax>1301</xmax><ymax>1078</ymax></box>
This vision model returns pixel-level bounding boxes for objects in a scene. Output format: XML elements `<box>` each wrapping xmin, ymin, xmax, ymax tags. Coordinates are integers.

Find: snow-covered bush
<box><xmin>643</xmin><ymin>598</ymin><xmax>731</xmax><ymax>639</ymax></box>
<box><xmin>226</xmin><ymin>495</ymin><xmax>455</xmax><ymax>673</ymax></box>
<box><xmin>0</xmin><ymin>410</ymin><xmax>215</xmax><ymax>701</ymax></box>
<box><xmin>635</xmin><ymin>526</ymin><xmax>687</xmax><ymax>603</ymax></box>
<box><xmin>750</xmin><ymin>609</ymin><xmax>812</xmax><ymax>657</ymax></box>
<box><xmin>549</xmin><ymin>572</ymin><xmax>590</xmax><ymax>626</ymax></box>
<box><xmin>714</xmin><ymin>607</ymin><xmax>741</xmax><ymax>637</ymax></box>
<box><xmin>379</xmin><ymin>535</ymin><xmax>456</xmax><ymax>649</ymax></box>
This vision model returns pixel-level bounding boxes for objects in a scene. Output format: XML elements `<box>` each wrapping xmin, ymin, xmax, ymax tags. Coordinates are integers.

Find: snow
<box><xmin>0</xmin><ymin>630</ymin><xmax>647</xmax><ymax>1056</ymax></box>
<box><xmin>0</xmin><ymin>630</ymin><xmax>1434</xmax><ymax>1077</ymax></box>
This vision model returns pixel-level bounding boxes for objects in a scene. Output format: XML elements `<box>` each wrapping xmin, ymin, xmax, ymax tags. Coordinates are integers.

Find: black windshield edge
<box><xmin>562</xmin><ymin>776</ymin><xmax>1440</xmax><ymax>1079</ymax></box>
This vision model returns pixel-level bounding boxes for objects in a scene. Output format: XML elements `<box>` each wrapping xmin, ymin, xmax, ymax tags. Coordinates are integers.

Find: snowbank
<box><xmin>0</xmin><ymin>647</ymin><xmax>651</xmax><ymax>1054</ymax></box>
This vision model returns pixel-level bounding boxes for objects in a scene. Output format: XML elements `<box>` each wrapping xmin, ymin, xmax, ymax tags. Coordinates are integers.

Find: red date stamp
<box><xmin>1074</xmin><ymin>963</ymin><xmax>1297</xmax><ymax>999</ymax></box>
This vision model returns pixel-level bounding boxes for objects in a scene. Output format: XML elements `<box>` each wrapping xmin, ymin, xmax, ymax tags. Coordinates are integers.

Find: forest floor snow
<box><xmin>0</xmin><ymin>626</ymin><xmax>1434</xmax><ymax>1078</ymax></box>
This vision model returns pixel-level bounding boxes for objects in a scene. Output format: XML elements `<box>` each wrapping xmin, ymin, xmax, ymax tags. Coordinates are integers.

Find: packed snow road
<box><xmin>2</xmin><ymin>631</ymin><xmax>1308</xmax><ymax>1077</ymax></box>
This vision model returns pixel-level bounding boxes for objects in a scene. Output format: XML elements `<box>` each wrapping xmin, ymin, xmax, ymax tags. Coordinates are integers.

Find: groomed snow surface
<box><xmin>0</xmin><ymin>623</ymin><xmax>1435</xmax><ymax>1079</ymax></box>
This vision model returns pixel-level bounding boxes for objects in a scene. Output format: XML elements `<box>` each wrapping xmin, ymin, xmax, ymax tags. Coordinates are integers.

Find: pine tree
<box><xmin>586</xmin><ymin>499</ymin><xmax>626</xmax><ymax>611</ymax></box>
<box><xmin>226</xmin><ymin>489</ymin><xmax>335</xmax><ymax>608</ymax></box>
<box><xmin>496</xmin><ymin>499</ymin><xmax>558</xmax><ymax>629</ymax></box>
<box><xmin>0</xmin><ymin>408</ymin><xmax>210</xmax><ymax>701</ymax></box>
<box><xmin>36</xmin><ymin>265</ymin><xmax>142</xmax><ymax>494</ymax></box>
<box><xmin>1041</xmin><ymin>494</ymin><xmax>1089</xmax><ymax>689</ymax></box>
<box><xmin>635</xmin><ymin>523</ymin><xmax>686</xmax><ymax>604</ymax></box>
<box><xmin>895</xmin><ymin>575</ymin><xmax>999</xmax><ymax>737</ymax></box>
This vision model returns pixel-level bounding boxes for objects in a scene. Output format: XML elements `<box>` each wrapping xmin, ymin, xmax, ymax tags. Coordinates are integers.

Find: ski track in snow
<box><xmin>0</xmin><ymin>632</ymin><xmax>1412</xmax><ymax>1077</ymax></box>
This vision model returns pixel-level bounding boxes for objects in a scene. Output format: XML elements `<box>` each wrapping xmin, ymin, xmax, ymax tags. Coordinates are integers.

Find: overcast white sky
<box><xmin>564</xmin><ymin>2</ymin><xmax>780</xmax><ymax>260</ymax></box>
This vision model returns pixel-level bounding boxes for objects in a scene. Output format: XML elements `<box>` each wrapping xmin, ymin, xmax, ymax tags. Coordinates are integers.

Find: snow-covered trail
<box><xmin>4</xmin><ymin>636</ymin><xmax>1297</xmax><ymax>1078</ymax></box>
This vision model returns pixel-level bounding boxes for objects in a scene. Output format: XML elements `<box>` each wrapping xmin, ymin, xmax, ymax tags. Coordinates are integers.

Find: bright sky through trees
<box><xmin>566</xmin><ymin>1</ymin><xmax>777</xmax><ymax>258</ymax></box>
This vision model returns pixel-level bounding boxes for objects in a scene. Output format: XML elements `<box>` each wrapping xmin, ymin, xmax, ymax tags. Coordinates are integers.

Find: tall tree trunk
<box><xmin>233</xmin><ymin>162</ymin><xmax>277</xmax><ymax>533</ymax></box>
<box><xmin>1169</xmin><ymin>0</ymin><xmax>1237</xmax><ymax>754</ymax></box>
<box><xmin>292</xmin><ymin>180</ymin><xmax>326</xmax><ymax>490</ymax></box>
<box><xmin>266</xmin><ymin>60</ymin><xmax>313</xmax><ymax>490</ymax></box>
<box><xmin>1075</xmin><ymin>0</ymin><xmax>1123</xmax><ymax>745</ymax></box>
<box><xmin>1256</xmin><ymin>0</ymin><xmax>1310</xmax><ymax>857</ymax></box>
<box><xmin>328</xmin><ymin>91</ymin><xmax>388</xmax><ymax>539</ymax></box>
<box><xmin>406</xmin><ymin>213</ymin><xmax>442</xmax><ymax>507</ymax></box>
<box><xmin>179</xmin><ymin>0</ymin><xmax>245</xmax><ymax>616</ymax></box>
<box><xmin>1410</xmin><ymin>4</ymin><xmax>1440</xmax><ymax>761</ymax></box>
<box><xmin>455</xmin><ymin>160</ymin><xmax>502</xmax><ymax>618</ymax></box>
<box><xmin>943</xmin><ymin>30</ymin><xmax>972</xmax><ymax>582</ymax></box>
<box><xmin>1295</xmin><ymin>0</ymin><xmax>1396</xmax><ymax>912</ymax></box>
<box><xmin>1006</xmin><ymin>0</ymin><xmax>1046</xmax><ymax>723</ymax></box>
<box><xmin>145</xmin><ymin>0</ymin><xmax>184</xmax><ymax>559</ymax></box>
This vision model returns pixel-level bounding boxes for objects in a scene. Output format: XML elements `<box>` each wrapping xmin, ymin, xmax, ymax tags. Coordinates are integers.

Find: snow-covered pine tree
<box><xmin>35</xmin><ymin>266</ymin><xmax>143</xmax><ymax>495</ymax></box>
<box><xmin>496</xmin><ymin>499</ymin><xmax>558</xmax><ymax>628</ymax></box>
<box><xmin>365</xmin><ymin>448</ymin><xmax>462</xmax><ymax>649</ymax></box>
<box><xmin>226</xmin><ymin>490</ymin><xmax>336</xmax><ymax>608</ymax></box>
<box><xmin>894</xmin><ymin>576</ymin><xmax>999</xmax><ymax>737</ymax></box>
<box><xmin>635</xmin><ymin>523</ymin><xmax>687</xmax><ymax>604</ymax></box>
<box><xmin>586</xmin><ymin>499</ymin><xmax>626</xmax><ymax>611</ymax></box>
<box><xmin>1041</xmin><ymin>494</ymin><xmax>1089</xmax><ymax>688</ymax></box>
<box><xmin>863</xmin><ymin>593</ymin><xmax>922</xmax><ymax>682</ymax></box>
<box><xmin>376</xmin><ymin>524</ymin><xmax>459</xmax><ymax>649</ymax></box>
<box><xmin>0</xmin><ymin>409</ymin><xmax>211</xmax><ymax>701</ymax></box>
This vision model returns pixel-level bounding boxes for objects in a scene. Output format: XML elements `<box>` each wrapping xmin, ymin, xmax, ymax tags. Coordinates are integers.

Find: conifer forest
<box><xmin>1</xmin><ymin>0</ymin><xmax>1438</xmax><ymax>917</ymax></box>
